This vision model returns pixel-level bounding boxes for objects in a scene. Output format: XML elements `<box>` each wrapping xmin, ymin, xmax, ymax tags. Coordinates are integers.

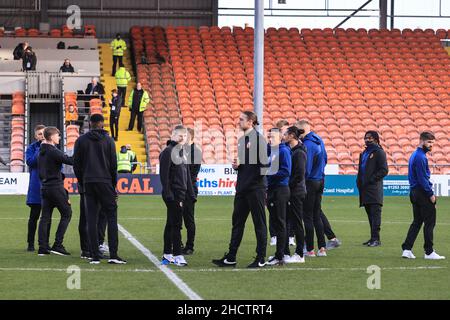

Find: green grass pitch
<box><xmin>0</xmin><ymin>195</ymin><xmax>449</xmax><ymax>300</ymax></box>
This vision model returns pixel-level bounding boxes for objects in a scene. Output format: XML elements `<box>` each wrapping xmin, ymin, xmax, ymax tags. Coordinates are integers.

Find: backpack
<box><xmin>57</xmin><ymin>41</ymin><xmax>65</xmax><ymax>49</ymax></box>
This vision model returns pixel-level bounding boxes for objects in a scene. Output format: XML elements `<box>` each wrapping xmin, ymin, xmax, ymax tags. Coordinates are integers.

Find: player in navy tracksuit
<box><xmin>266</xmin><ymin>128</ymin><xmax>292</xmax><ymax>266</ymax></box>
<box><xmin>401</xmin><ymin>132</ymin><xmax>445</xmax><ymax>260</ymax></box>
<box><xmin>297</xmin><ymin>120</ymin><xmax>328</xmax><ymax>257</ymax></box>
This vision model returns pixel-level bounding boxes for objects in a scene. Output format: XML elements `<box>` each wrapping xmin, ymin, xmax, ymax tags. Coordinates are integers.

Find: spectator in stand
<box><xmin>59</xmin><ymin>58</ymin><xmax>75</xmax><ymax>73</ymax></box>
<box><xmin>13</xmin><ymin>42</ymin><xmax>28</xmax><ymax>60</ymax></box>
<box><xmin>22</xmin><ymin>47</ymin><xmax>37</xmax><ymax>71</ymax></box>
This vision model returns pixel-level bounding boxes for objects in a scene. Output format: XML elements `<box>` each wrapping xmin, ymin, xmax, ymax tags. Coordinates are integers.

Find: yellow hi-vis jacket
<box><xmin>128</xmin><ymin>89</ymin><xmax>151</xmax><ymax>112</ymax></box>
<box><xmin>115</xmin><ymin>67</ymin><xmax>131</xmax><ymax>87</ymax></box>
<box><xmin>110</xmin><ymin>38</ymin><xmax>127</xmax><ymax>56</ymax></box>
<box><xmin>117</xmin><ymin>151</ymin><xmax>132</xmax><ymax>172</ymax></box>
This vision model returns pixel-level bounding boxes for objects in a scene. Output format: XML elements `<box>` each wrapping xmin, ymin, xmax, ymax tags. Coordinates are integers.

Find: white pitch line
<box><xmin>0</xmin><ymin>265</ymin><xmax>446</xmax><ymax>274</ymax></box>
<box><xmin>117</xmin><ymin>224</ymin><xmax>202</xmax><ymax>300</ymax></box>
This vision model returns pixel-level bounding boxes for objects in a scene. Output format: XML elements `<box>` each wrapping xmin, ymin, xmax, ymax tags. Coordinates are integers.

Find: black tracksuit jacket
<box><xmin>73</xmin><ymin>129</ymin><xmax>118</xmax><ymax>188</ymax></box>
<box><xmin>235</xmin><ymin>129</ymin><xmax>268</xmax><ymax>194</ymax></box>
<box><xmin>289</xmin><ymin>142</ymin><xmax>307</xmax><ymax>196</ymax></box>
<box><xmin>38</xmin><ymin>143</ymin><xmax>74</xmax><ymax>189</ymax></box>
<box><xmin>159</xmin><ymin>140</ymin><xmax>195</xmax><ymax>202</ymax></box>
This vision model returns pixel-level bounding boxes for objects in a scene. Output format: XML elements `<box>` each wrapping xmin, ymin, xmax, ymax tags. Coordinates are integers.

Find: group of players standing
<box><xmin>25</xmin><ymin>115</ymin><xmax>126</xmax><ymax>264</ymax></box>
<box><xmin>24</xmin><ymin>110</ymin><xmax>445</xmax><ymax>267</ymax></box>
<box><xmin>159</xmin><ymin>110</ymin><xmax>445</xmax><ymax>268</ymax></box>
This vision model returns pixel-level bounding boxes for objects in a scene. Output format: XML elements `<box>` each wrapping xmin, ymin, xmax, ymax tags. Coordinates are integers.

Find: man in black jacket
<box><xmin>22</xmin><ymin>47</ymin><xmax>37</xmax><ymax>71</ymax></box>
<box><xmin>37</xmin><ymin>127</ymin><xmax>74</xmax><ymax>256</ymax></box>
<box><xmin>212</xmin><ymin>111</ymin><xmax>269</xmax><ymax>268</ymax></box>
<box><xmin>13</xmin><ymin>42</ymin><xmax>28</xmax><ymax>60</ymax></box>
<box><xmin>357</xmin><ymin>131</ymin><xmax>388</xmax><ymax>247</ymax></box>
<box><xmin>159</xmin><ymin>125</ymin><xmax>196</xmax><ymax>267</ymax></box>
<box><xmin>73</xmin><ymin>114</ymin><xmax>126</xmax><ymax>265</ymax></box>
<box><xmin>181</xmin><ymin>128</ymin><xmax>202</xmax><ymax>255</ymax></box>
<box><xmin>283</xmin><ymin>126</ymin><xmax>307</xmax><ymax>263</ymax></box>
<box><xmin>85</xmin><ymin>77</ymin><xmax>105</xmax><ymax>96</ymax></box>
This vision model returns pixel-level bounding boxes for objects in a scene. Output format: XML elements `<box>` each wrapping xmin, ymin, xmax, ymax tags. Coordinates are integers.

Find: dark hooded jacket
<box><xmin>13</xmin><ymin>43</ymin><xmax>25</xmax><ymax>60</ymax></box>
<box><xmin>289</xmin><ymin>142</ymin><xmax>307</xmax><ymax>196</ymax></box>
<box><xmin>302</xmin><ymin>131</ymin><xmax>327</xmax><ymax>181</ymax></box>
<box><xmin>38</xmin><ymin>143</ymin><xmax>73</xmax><ymax>189</ymax></box>
<box><xmin>60</xmin><ymin>63</ymin><xmax>75</xmax><ymax>73</ymax></box>
<box><xmin>159</xmin><ymin>140</ymin><xmax>195</xmax><ymax>202</ymax></box>
<box><xmin>357</xmin><ymin>144</ymin><xmax>388</xmax><ymax>206</ymax></box>
<box><xmin>73</xmin><ymin>129</ymin><xmax>117</xmax><ymax>188</ymax></box>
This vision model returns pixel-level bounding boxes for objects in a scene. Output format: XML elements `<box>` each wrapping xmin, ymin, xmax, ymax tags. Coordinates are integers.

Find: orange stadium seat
<box><xmin>129</xmin><ymin>26</ymin><xmax>450</xmax><ymax>170</ymax></box>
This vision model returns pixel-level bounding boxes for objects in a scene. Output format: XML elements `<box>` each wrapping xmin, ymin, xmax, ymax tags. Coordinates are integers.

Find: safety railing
<box><xmin>26</xmin><ymin>71</ymin><xmax>62</xmax><ymax>100</ymax></box>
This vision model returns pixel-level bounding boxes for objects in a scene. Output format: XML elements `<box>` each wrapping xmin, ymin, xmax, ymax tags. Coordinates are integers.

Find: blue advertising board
<box><xmin>323</xmin><ymin>175</ymin><xmax>410</xmax><ymax>196</ymax></box>
<box><xmin>59</xmin><ymin>174</ymin><xmax>446</xmax><ymax>197</ymax></box>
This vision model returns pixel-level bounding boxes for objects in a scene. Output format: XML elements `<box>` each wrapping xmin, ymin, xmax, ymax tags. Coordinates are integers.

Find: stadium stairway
<box><xmin>131</xmin><ymin>26</ymin><xmax>183</xmax><ymax>169</ymax></box>
<box><xmin>98</xmin><ymin>43</ymin><xmax>147</xmax><ymax>171</ymax></box>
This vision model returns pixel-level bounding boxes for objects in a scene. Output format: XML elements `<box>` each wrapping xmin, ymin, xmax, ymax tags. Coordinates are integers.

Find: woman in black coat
<box><xmin>356</xmin><ymin>131</ymin><xmax>388</xmax><ymax>247</ymax></box>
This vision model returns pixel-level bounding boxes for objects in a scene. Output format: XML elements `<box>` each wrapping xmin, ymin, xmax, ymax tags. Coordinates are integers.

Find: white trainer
<box><xmin>289</xmin><ymin>237</ymin><xmax>296</xmax><ymax>246</ymax></box>
<box><xmin>317</xmin><ymin>247</ymin><xmax>327</xmax><ymax>257</ymax></box>
<box><xmin>163</xmin><ymin>253</ymin><xmax>175</xmax><ymax>264</ymax></box>
<box><xmin>173</xmin><ymin>255</ymin><xmax>188</xmax><ymax>266</ymax></box>
<box><xmin>270</xmin><ymin>236</ymin><xmax>277</xmax><ymax>246</ymax></box>
<box><xmin>402</xmin><ymin>250</ymin><xmax>416</xmax><ymax>259</ymax></box>
<box><xmin>285</xmin><ymin>253</ymin><xmax>305</xmax><ymax>264</ymax></box>
<box><xmin>99</xmin><ymin>243</ymin><xmax>109</xmax><ymax>255</ymax></box>
<box><xmin>424</xmin><ymin>251</ymin><xmax>446</xmax><ymax>260</ymax></box>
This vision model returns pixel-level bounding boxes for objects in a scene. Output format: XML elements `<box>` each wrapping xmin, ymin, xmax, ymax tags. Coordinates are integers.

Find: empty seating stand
<box><xmin>131</xmin><ymin>26</ymin><xmax>182</xmax><ymax>166</ymax></box>
<box><xmin>9</xmin><ymin>92</ymin><xmax>25</xmax><ymax>172</ymax></box>
<box><xmin>130</xmin><ymin>26</ymin><xmax>450</xmax><ymax>174</ymax></box>
<box><xmin>0</xmin><ymin>25</ymin><xmax>96</xmax><ymax>38</ymax></box>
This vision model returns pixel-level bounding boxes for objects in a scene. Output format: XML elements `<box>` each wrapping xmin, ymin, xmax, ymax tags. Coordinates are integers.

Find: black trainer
<box><xmin>247</xmin><ymin>257</ymin><xmax>266</xmax><ymax>269</ymax></box>
<box><xmin>38</xmin><ymin>248</ymin><xmax>51</xmax><ymax>256</ymax></box>
<box><xmin>108</xmin><ymin>256</ymin><xmax>127</xmax><ymax>264</ymax></box>
<box><xmin>368</xmin><ymin>240</ymin><xmax>381</xmax><ymax>247</ymax></box>
<box><xmin>27</xmin><ymin>245</ymin><xmax>35</xmax><ymax>252</ymax></box>
<box><xmin>80</xmin><ymin>251</ymin><xmax>92</xmax><ymax>259</ymax></box>
<box><xmin>212</xmin><ymin>253</ymin><xmax>236</xmax><ymax>267</ymax></box>
<box><xmin>182</xmin><ymin>248</ymin><xmax>194</xmax><ymax>255</ymax></box>
<box><xmin>90</xmin><ymin>258</ymin><xmax>100</xmax><ymax>265</ymax></box>
<box><xmin>50</xmin><ymin>245</ymin><xmax>71</xmax><ymax>256</ymax></box>
<box><xmin>362</xmin><ymin>240</ymin><xmax>371</xmax><ymax>246</ymax></box>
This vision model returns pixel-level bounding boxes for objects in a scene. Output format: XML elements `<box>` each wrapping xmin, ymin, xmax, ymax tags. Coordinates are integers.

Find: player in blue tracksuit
<box><xmin>266</xmin><ymin>128</ymin><xmax>292</xmax><ymax>266</ymax></box>
<box><xmin>25</xmin><ymin>124</ymin><xmax>49</xmax><ymax>251</ymax></box>
<box><xmin>296</xmin><ymin>120</ymin><xmax>328</xmax><ymax>257</ymax></box>
<box><xmin>401</xmin><ymin>132</ymin><xmax>445</xmax><ymax>260</ymax></box>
